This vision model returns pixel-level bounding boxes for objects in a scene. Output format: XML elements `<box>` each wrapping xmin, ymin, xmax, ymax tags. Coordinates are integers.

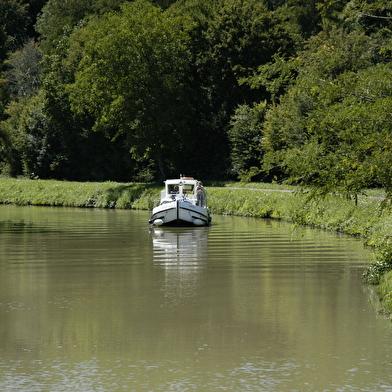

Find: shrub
<box><xmin>363</xmin><ymin>244</ymin><xmax>392</xmax><ymax>285</ymax></box>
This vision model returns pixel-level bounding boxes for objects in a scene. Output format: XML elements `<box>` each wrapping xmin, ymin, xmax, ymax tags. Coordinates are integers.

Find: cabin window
<box><xmin>168</xmin><ymin>185</ymin><xmax>179</xmax><ymax>194</ymax></box>
<box><xmin>183</xmin><ymin>184</ymin><xmax>194</xmax><ymax>194</ymax></box>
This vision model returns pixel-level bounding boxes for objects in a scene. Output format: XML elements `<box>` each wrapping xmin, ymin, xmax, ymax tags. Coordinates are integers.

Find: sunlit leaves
<box><xmin>228</xmin><ymin>101</ymin><xmax>267</xmax><ymax>180</ymax></box>
<box><xmin>261</xmin><ymin>23</ymin><xmax>392</xmax><ymax>198</ymax></box>
<box><xmin>35</xmin><ymin>0</ymin><xmax>128</xmax><ymax>54</ymax></box>
<box><xmin>66</xmin><ymin>0</ymin><xmax>194</xmax><ymax>175</ymax></box>
<box><xmin>4</xmin><ymin>40</ymin><xmax>42</xmax><ymax>98</ymax></box>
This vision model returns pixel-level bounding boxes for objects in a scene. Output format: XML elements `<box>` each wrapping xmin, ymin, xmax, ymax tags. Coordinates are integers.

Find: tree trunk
<box><xmin>156</xmin><ymin>154</ymin><xmax>166</xmax><ymax>180</ymax></box>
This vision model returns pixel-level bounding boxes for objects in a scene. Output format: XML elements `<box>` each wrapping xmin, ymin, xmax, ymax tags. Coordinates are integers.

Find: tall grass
<box><xmin>209</xmin><ymin>188</ymin><xmax>380</xmax><ymax>237</ymax></box>
<box><xmin>0</xmin><ymin>178</ymin><xmax>160</xmax><ymax>209</ymax></box>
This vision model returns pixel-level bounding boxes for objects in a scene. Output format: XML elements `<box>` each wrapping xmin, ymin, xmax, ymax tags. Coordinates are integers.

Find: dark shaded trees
<box><xmin>0</xmin><ymin>0</ymin><xmax>29</xmax><ymax>60</ymax></box>
<box><xmin>172</xmin><ymin>0</ymin><xmax>302</xmax><ymax>178</ymax></box>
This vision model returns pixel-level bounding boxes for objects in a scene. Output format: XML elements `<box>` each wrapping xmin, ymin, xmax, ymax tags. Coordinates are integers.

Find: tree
<box><xmin>4</xmin><ymin>39</ymin><xmax>42</xmax><ymax>98</ymax></box>
<box><xmin>0</xmin><ymin>39</ymin><xmax>42</xmax><ymax>176</ymax></box>
<box><xmin>228</xmin><ymin>101</ymin><xmax>267</xmax><ymax>181</ymax></box>
<box><xmin>340</xmin><ymin>0</ymin><xmax>392</xmax><ymax>35</ymax></box>
<box><xmin>67</xmin><ymin>0</ymin><xmax>194</xmax><ymax>179</ymax></box>
<box><xmin>0</xmin><ymin>0</ymin><xmax>29</xmax><ymax>60</ymax></box>
<box><xmin>261</xmin><ymin>25</ymin><xmax>392</xmax><ymax>199</ymax></box>
<box><xmin>195</xmin><ymin>0</ymin><xmax>300</xmax><ymax>120</ymax></box>
<box><xmin>35</xmin><ymin>0</ymin><xmax>127</xmax><ymax>53</ymax></box>
<box><xmin>172</xmin><ymin>0</ymin><xmax>302</xmax><ymax>179</ymax></box>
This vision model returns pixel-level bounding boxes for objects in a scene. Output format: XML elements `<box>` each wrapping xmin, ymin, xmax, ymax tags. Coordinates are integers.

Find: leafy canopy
<box><xmin>261</xmin><ymin>25</ymin><xmax>392</xmax><ymax>198</ymax></box>
<box><xmin>67</xmin><ymin>0</ymin><xmax>194</xmax><ymax>175</ymax></box>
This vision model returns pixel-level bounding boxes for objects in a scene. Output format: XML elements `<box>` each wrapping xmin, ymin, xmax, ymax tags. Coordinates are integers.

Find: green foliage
<box><xmin>279</xmin><ymin>0</ymin><xmax>322</xmax><ymax>38</ymax></box>
<box><xmin>363</xmin><ymin>242</ymin><xmax>392</xmax><ymax>285</ymax></box>
<box><xmin>35</xmin><ymin>0</ymin><xmax>127</xmax><ymax>53</ymax></box>
<box><xmin>67</xmin><ymin>0</ymin><xmax>194</xmax><ymax>178</ymax></box>
<box><xmin>4</xmin><ymin>40</ymin><xmax>42</xmax><ymax>98</ymax></box>
<box><xmin>183</xmin><ymin>0</ymin><xmax>301</xmax><ymax>179</ymax></box>
<box><xmin>2</xmin><ymin>0</ymin><xmax>392</xmax><ymax>190</ymax></box>
<box><xmin>245</xmin><ymin>54</ymin><xmax>299</xmax><ymax>102</ymax></box>
<box><xmin>0</xmin><ymin>0</ymin><xmax>29</xmax><ymax>60</ymax></box>
<box><xmin>340</xmin><ymin>0</ymin><xmax>392</xmax><ymax>35</ymax></box>
<box><xmin>0</xmin><ymin>86</ymin><xmax>135</xmax><ymax>181</ymax></box>
<box><xmin>228</xmin><ymin>101</ymin><xmax>266</xmax><ymax>180</ymax></box>
<box><xmin>208</xmin><ymin>186</ymin><xmax>380</xmax><ymax>234</ymax></box>
<box><xmin>201</xmin><ymin>0</ymin><xmax>301</xmax><ymax>106</ymax></box>
<box><xmin>25</xmin><ymin>17</ymin><xmax>137</xmax><ymax>181</ymax></box>
<box><xmin>0</xmin><ymin>94</ymin><xmax>45</xmax><ymax>176</ymax></box>
<box><xmin>261</xmin><ymin>26</ymin><xmax>392</xmax><ymax>199</ymax></box>
<box><xmin>378</xmin><ymin>270</ymin><xmax>392</xmax><ymax>314</ymax></box>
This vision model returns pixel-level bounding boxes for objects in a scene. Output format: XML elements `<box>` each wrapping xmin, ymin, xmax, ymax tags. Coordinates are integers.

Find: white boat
<box><xmin>148</xmin><ymin>177</ymin><xmax>211</xmax><ymax>226</ymax></box>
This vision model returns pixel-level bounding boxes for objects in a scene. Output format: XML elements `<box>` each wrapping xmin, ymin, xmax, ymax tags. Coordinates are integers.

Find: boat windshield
<box><xmin>167</xmin><ymin>183</ymin><xmax>195</xmax><ymax>196</ymax></box>
<box><xmin>168</xmin><ymin>184</ymin><xmax>180</xmax><ymax>194</ymax></box>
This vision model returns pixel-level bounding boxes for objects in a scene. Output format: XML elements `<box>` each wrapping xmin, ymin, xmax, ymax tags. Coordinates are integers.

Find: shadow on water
<box><xmin>0</xmin><ymin>219</ymin><xmax>61</xmax><ymax>235</ymax></box>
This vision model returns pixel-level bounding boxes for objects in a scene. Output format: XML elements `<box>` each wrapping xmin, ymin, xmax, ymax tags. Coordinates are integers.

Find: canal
<box><xmin>0</xmin><ymin>205</ymin><xmax>391</xmax><ymax>391</ymax></box>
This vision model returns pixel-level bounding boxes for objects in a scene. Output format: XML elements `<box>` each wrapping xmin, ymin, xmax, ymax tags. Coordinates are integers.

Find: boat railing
<box><xmin>196</xmin><ymin>189</ymin><xmax>207</xmax><ymax>208</ymax></box>
<box><xmin>203</xmin><ymin>191</ymin><xmax>208</xmax><ymax>208</ymax></box>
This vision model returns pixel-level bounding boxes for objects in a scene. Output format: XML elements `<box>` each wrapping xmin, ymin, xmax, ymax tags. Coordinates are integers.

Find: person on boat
<box><xmin>196</xmin><ymin>181</ymin><xmax>205</xmax><ymax>206</ymax></box>
<box><xmin>169</xmin><ymin>185</ymin><xmax>179</xmax><ymax>194</ymax></box>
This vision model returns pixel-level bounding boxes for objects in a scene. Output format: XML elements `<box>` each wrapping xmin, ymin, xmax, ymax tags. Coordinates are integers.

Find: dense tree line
<box><xmin>1</xmin><ymin>0</ymin><xmax>392</xmax><ymax>195</ymax></box>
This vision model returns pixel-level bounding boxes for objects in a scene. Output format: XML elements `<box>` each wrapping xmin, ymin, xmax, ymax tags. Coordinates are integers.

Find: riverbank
<box><xmin>0</xmin><ymin>177</ymin><xmax>391</xmax><ymax>317</ymax></box>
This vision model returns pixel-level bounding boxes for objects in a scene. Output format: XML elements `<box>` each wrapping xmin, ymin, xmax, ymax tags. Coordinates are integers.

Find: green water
<box><xmin>0</xmin><ymin>205</ymin><xmax>391</xmax><ymax>391</ymax></box>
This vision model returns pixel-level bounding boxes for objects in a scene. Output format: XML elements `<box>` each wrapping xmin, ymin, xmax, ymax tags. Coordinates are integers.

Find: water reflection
<box><xmin>0</xmin><ymin>207</ymin><xmax>392</xmax><ymax>392</ymax></box>
<box><xmin>151</xmin><ymin>226</ymin><xmax>209</xmax><ymax>265</ymax></box>
<box><xmin>151</xmin><ymin>227</ymin><xmax>209</xmax><ymax>307</ymax></box>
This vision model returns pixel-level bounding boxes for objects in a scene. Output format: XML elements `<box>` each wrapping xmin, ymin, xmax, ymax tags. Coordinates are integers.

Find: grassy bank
<box><xmin>0</xmin><ymin>178</ymin><xmax>159</xmax><ymax>210</ymax></box>
<box><xmin>0</xmin><ymin>178</ymin><xmax>391</xmax><ymax>317</ymax></box>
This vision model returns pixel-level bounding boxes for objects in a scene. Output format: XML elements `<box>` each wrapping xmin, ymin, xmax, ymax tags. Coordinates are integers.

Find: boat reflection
<box><xmin>151</xmin><ymin>227</ymin><xmax>210</xmax><ymax>306</ymax></box>
<box><xmin>151</xmin><ymin>226</ymin><xmax>209</xmax><ymax>266</ymax></box>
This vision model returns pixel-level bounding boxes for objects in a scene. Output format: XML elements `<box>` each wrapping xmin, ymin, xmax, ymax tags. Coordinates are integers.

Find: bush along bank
<box><xmin>0</xmin><ymin>178</ymin><xmax>391</xmax><ymax>317</ymax></box>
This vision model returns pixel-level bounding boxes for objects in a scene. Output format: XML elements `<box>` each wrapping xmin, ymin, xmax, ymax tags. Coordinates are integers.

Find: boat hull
<box><xmin>149</xmin><ymin>200</ymin><xmax>210</xmax><ymax>227</ymax></box>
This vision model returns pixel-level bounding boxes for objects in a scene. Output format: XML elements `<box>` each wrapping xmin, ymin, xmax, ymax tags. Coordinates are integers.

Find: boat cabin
<box><xmin>161</xmin><ymin>177</ymin><xmax>207</xmax><ymax>207</ymax></box>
